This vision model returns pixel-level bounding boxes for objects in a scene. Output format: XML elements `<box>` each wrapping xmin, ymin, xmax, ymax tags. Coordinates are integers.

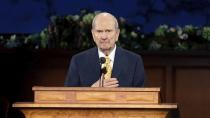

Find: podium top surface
<box><xmin>32</xmin><ymin>87</ymin><xmax>160</xmax><ymax>92</ymax></box>
<box><xmin>13</xmin><ymin>102</ymin><xmax>177</xmax><ymax>109</ymax></box>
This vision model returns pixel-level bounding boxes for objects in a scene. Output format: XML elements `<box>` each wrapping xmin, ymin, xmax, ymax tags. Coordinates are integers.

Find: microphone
<box><xmin>99</xmin><ymin>57</ymin><xmax>107</xmax><ymax>87</ymax></box>
<box><xmin>99</xmin><ymin>57</ymin><xmax>107</xmax><ymax>74</ymax></box>
<box><xmin>99</xmin><ymin>57</ymin><xmax>106</xmax><ymax>64</ymax></box>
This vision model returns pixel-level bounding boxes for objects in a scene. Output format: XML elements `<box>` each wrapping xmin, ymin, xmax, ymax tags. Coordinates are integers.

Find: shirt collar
<box><xmin>98</xmin><ymin>45</ymin><xmax>116</xmax><ymax>62</ymax></box>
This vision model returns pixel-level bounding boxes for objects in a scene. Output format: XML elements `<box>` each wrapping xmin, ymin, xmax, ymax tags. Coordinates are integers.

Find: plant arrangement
<box><xmin>1</xmin><ymin>10</ymin><xmax>210</xmax><ymax>51</ymax></box>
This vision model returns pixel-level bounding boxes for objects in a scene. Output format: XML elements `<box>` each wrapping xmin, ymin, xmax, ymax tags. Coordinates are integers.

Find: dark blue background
<box><xmin>1</xmin><ymin>0</ymin><xmax>210</xmax><ymax>33</ymax></box>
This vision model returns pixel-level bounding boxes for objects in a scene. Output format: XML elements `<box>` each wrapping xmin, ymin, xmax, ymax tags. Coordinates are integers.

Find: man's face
<box><xmin>92</xmin><ymin>17</ymin><xmax>119</xmax><ymax>53</ymax></box>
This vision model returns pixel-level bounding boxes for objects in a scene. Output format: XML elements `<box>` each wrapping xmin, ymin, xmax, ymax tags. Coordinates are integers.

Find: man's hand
<box><xmin>91</xmin><ymin>77</ymin><xmax>119</xmax><ymax>87</ymax></box>
<box><xmin>103</xmin><ymin>78</ymin><xmax>119</xmax><ymax>87</ymax></box>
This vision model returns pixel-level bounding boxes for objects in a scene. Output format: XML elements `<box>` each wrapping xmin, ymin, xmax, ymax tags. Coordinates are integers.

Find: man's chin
<box><xmin>99</xmin><ymin>46</ymin><xmax>109</xmax><ymax>50</ymax></box>
<box><xmin>99</xmin><ymin>47</ymin><xmax>111</xmax><ymax>52</ymax></box>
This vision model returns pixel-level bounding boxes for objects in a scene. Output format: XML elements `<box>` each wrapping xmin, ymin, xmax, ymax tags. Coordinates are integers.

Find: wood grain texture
<box><xmin>13</xmin><ymin>102</ymin><xmax>177</xmax><ymax>109</ymax></box>
<box><xmin>34</xmin><ymin>87</ymin><xmax>160</xmax><ymax>104</ymax></box>
<box><xmin>20</xmin><ymin>109</ymin><xmax>169</xmax><ymax>118</ymax></box>
<box><xmin>33</xmin><ymin>87</ymin><xmax>160</xmax><ymax>91</ymax></box>
<box><xmin>13</xmin><ymin>87</ymin><xmax>177</xmax><ymax>118</ymax></box>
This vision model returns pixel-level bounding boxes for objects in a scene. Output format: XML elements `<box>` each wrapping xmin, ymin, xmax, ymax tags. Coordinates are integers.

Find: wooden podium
<box><xmin>13</xmin><ymin>87</ymin><xmax>177</xmax><ymax>118</ymax></box>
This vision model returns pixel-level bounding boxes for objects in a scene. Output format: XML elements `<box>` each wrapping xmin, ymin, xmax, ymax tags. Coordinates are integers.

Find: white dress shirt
<box><xmin>98</xmin><ymin>45</ymin><xmax>116</xmax><ymax>68</ymax></box>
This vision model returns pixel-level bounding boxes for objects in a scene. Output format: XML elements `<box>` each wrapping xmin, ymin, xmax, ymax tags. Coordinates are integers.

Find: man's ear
<box><xmin>91</xmin><ymin>29</ymin><xmax>96</xmax><ymax>42</ymax></box>
<box><xmin>115</xmin><ymin>29</ymin><xmax>120</xmax><ymax>42</ymax></box>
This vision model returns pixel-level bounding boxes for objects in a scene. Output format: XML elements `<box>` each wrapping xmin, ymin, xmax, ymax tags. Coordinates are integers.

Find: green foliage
<box><xmin>202</xmin><ymin>26</ymin><xmax>210</xmax><ymax>41</ymax></box>
<box><xmin>1</xmin><ymin>10</ymin><xmax>210</xmax><ymax>51</ymax></box>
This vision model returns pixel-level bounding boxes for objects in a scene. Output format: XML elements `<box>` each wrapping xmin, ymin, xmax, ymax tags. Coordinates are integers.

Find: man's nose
<box><xmin>101</xmin><ymin>32</ymin><xmax>108</xmax><ymax>39</ymax></box>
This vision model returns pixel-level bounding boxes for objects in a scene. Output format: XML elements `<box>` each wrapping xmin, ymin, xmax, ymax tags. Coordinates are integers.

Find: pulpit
<box><xmin>13</xmin><ymin>87</ymin><xmax>177</xmax><ymax>118</ymax></box>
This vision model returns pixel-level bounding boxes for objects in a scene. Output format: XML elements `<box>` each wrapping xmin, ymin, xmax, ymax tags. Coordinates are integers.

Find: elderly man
<box><xmin>65</xmin><ymin>12</ymin><xmax>146</xmax><ymax>87</ymax></box>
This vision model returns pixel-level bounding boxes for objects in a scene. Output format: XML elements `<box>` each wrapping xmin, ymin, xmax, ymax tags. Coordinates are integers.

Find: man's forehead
<box><xmin>94</xmin><ymin>25</ymin><xmax>116</xmax><ymax>30</ymax></box>
<box><xmin>94</xmin><ymin>28</ymin><xmax>114</xmax><ymax>31</ymax></box>
<box><xmin>95</xmin><ymin>17</ymin><xmax>115</xmax><ymax>24</ymax></box>
<box><xmin>94</xmin><ymin>20</ymin><xmax>115</xmax><ymax>28</ymax></box>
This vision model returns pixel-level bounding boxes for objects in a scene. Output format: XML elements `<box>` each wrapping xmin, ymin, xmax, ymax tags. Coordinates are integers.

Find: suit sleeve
<box><xmin>132</xmin><ymin>55</ymin><xmax>146</xmax><ymax>87</ymax></box>
<box><xmin>64</xmin><ymin>56</ymin><xmax>80</xmax><ymax>86</ymax></box>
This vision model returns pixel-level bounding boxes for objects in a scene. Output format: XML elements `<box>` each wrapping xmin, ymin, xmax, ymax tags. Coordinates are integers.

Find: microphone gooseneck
<box><xmin>101</xmin><ymin>67</ymin><xmax>107</xmax><ymax>74</ymax></box>
<box><xmin>99</xmin><ymin>57</ymin><xmax>107</xmax><ymax>87</ymax></box>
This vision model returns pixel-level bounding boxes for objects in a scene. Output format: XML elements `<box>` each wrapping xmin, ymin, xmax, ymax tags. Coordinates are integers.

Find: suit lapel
<box><xmin>112</xmin><ymin>47</ymin><xmax>122</xmax><ymax>78</ymax></box>
<box><xmin>90</xmin><ymin>47</ymin><xmax>101</xmax><ymax>80</ymax></box>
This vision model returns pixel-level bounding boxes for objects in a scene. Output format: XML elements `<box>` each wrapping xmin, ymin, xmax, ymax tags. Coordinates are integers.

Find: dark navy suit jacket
<box><xmin>65</xmin><ymin>47</ymin><xmax>146</xmax><ymax>87</ymax></box>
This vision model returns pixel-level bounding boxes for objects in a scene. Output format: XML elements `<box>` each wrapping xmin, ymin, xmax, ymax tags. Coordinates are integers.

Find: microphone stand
<box><xmin>99</xmin><ymin>67</ymin><xmax>106</xmax><ymax>87</ymax></box>
<box><xmin>99</xmin><ymin>57</ymin><xmax>106</xmax><ymax>87</ymax></box>
<box><xmin>99</xmin><ymin>73</ymin><xmax>105</xmax><ymax>87</ymax></box>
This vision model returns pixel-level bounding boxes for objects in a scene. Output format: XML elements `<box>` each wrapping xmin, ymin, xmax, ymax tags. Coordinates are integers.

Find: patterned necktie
<box><xmin>104</xmin><ymin>56</ymin><xmax>112</xmax><ymax>79</ymax></box>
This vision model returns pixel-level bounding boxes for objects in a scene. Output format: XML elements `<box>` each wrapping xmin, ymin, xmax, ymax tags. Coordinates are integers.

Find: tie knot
<box><xmin>105</xmin><ymin>56</ymin><xmax>110</xmax><ymax>63</ymax></box>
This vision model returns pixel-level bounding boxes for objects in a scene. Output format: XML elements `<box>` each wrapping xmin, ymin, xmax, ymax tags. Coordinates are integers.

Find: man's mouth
<box><xmin>100</xmin><ymin>41</ymin><xmax>109</xmax><ymax>44</ymax></box>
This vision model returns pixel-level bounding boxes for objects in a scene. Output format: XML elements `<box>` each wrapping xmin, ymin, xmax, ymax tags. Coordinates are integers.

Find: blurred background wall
<box><xmin>1</xmin><ymin>0</ymin><xmax>210</xmax><ymax>33</ymax></box>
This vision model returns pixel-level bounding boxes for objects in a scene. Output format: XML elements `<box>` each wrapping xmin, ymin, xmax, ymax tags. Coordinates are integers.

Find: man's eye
<box><xmin>97</xmin><ymin>30</ymin><xmax>103</xmax><ymax>33</ymax></box>
<box><xmin>106</xmin><ymin>30</ymin><xmax>112</xmax><ymax>32</ymax></box>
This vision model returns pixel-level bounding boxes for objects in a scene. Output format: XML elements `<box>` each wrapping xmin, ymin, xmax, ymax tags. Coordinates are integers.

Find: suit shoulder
<box><xmin>72</xmin><ymin>47</ymin><xmax>97</xmax><ymax>61</ymax></box>
<box><xmin>72</xmin><ymin>47</ymin><xmax>97</xmax><ymax>59</ymax></box>
<box><xmin>118</xmin><ymin>47</ymin><xmax>142</xmax><ymax>59</ymax></box>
